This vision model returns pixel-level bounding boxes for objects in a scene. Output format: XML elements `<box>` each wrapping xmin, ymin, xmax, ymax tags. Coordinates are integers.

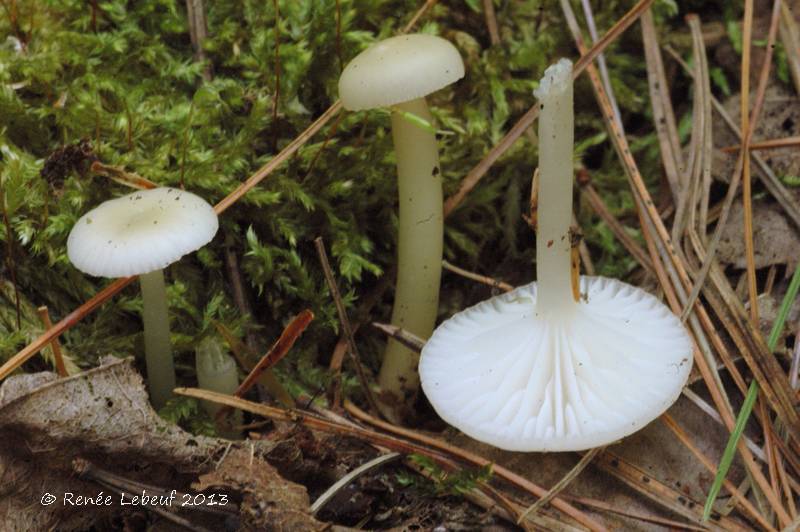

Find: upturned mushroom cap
<box><xmin>67</xmin><ymin>187</ymin><xmax>218</xmax><ymax>278</ymax></box>
<box><xmin>419</xmin><ymin>276</ymin><xmax>693</xmax><ymax>452</ymax></box>
<box><xmin>338</xmin><ymin>34</ymin><xmax>464</xmax><ymax>111</ymax></box>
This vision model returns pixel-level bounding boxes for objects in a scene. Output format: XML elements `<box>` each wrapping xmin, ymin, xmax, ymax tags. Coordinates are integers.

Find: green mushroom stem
<box><xmin>378</xmin><ymin>97</ymin><xmax>443</xmax><ymax>401</ymax></box>
<box><xmin>139</xmin><ymin>269</ymin><xmax>176</xmax><ymax>409</ymax></box>
<box><xmin>196</xmin><ymin>336</ymin><xmax>242</xmax><ymax>438</ymax></box>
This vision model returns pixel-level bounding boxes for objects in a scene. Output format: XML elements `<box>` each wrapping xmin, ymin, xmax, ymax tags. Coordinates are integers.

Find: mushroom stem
<box><xmin>196</xmin><ymin>337</ymin><xmax>242</xmax><ymax>438</ymax></box>
<box><xmin>534</xmin><ymin>59</ymin><xmax>575</xmax><ymax>315</ymax></box>
<box><xmin>139</xmin><ymin>269</ymin><xmax>176</xmax><ymax>408</ymax></box>
<box><xmin>379</xmin><ymin>97</ymin><xmax>443</xmax><ymax>400</ymax></box>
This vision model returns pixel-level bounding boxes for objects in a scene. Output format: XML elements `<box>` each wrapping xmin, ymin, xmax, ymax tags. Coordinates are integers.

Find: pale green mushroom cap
<box><xmin>67</xmin><ymin>187</ymin><xmax>218</xmax><ymax>277</ymax></box>
<box><xmin>338</xmin><ymin>34</ymin><xmax>464</xmax><ymax>111</ymax></box>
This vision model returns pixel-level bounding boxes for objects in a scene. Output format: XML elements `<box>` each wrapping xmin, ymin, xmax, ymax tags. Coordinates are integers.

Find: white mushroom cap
<box><xmin>67</xmin><ymin>187</ymin><xmax>219</xmax><ymax>278</ymax></box>
<box><xmin>338</xmin><ymin>34</ymin><xmax>464</xmax><ymax>111</ymax></box>
<box><xmin>419</xmin><ymin>276</ymin><xmax>693</xmax><ymax>452</ymax></box>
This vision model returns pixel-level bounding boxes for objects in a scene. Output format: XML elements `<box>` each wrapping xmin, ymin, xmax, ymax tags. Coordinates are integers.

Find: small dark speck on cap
<box><xmin>86</xmin><ymin>218</ymin><xmax>93</xmax><ymax>224</ymax></box>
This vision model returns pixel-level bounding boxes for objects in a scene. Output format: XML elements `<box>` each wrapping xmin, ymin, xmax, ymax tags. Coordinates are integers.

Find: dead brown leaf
<box><xmin>0</xmin><ymin>357</ymin><xmax>317</xmax><ymax>530</ymax></box>
<box><xmin>194</xmin><ymin>448</ymin><xmax>324</xmax><ymax>531</ymax></box>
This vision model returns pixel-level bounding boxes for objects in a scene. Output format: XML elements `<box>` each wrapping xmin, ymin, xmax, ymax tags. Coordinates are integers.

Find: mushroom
<box><xmin>338</xmin><ymin>33</ymin><xmax>465</xmax><ymax>402</ymax></box>
<box><xmin>67</xmin><ymin>187</ymin><xmax>219</xmax><ymax>408</ymax></box>
<box><xmin>419</xmin><ymin>59</ymin><xmax>692</xmax><ymax>452</ymax></box>
<box><xmin>196</xmin><ymin>336</ymin><xmax>242</xmax><ymax>438</ymax></box>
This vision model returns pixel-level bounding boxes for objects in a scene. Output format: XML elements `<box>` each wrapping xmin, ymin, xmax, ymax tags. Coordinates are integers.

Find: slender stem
<box><xmin>139</xmin><ymin>269</ymin><xmax>175</xmax><ymax>408</ymax></box>
<box><xmin>379</xmin><ymin>97</ymin><xmax>443</xmax><ymax>401</ymax></box>
<box><xmin>534</xmin><ymin>60</ymin><xmax>575</xmax><ymax>315</ymax></box>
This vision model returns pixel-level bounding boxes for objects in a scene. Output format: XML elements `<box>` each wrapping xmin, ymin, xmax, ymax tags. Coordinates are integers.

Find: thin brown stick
<box><xmin>641</xmin><ymin>10</ymin><xmax>683</xmax><ymax>200</ymax></box>
<box><xmin>314</xmin><ymin>237</ymin><xmax>380</xmax><ymax>415</ymax></box>
<box><xmin>721</xmin><ymin>136</ymin><xmax>800</xmax><ymax>152</ymax></box>
<box><xmin>579</xmin><ymin>0</ymin><xmax>623</xmax><ymax>134</ymax></box>
<box><xmin>342</xmin><ymin>400</ymin><xmax>608</xmax><ymax>532</ymax></box>
<box><xmin>518</xmin><ymin>447</ymin><xmax>602</xmax><ymax>524</ymax></box>
<box><xmin>90</xmin><ymin>161</ymin><xmax>158</xmax><ymax>190</ymax></box>
<box><xmin>443</xmin><ymin>0</ymin><xmax>655</xmax><ymax>217</ymax></box>
<box><xmin>89</xmin><ymin>0</ymin><xmax>98</xmax><ymax>32</ymax></box>
<box><xmin>371</xmin><ymin>322</ymin><xmax>426</xmax><ymax>353</ymax></box>
<box><xmin>402</xmin><ymin>0</ymin><xmax>438</xmax><ymax>34</ymax></box>
<box><xmin>741</xmin><ymin>0</ymin><xmax>760</xmax><ymax>328</ymax></box>
<box><xmin>302</xmin><ymin>107</ymin><xmax>343</xmax><ymax>182</ymax></box>
<box><xmin>482</xmin><ymin>0</ymin><xmax>500</xmax><ymax>46</ymax></box>
<box><xmin>185</xmin><ymin>0</ymin><xmax>212</xmax><ymax>81</ymax></box>
<box><xmin>271</xmin><ymin>0</ymin><xmax>280</xmax><ymax>152</ymax></box>
<box><xmin>441</xmin><ymin>260</ymin><xmax>514</xmax><ymax>292</ymax></box>
<box><xmin>36</xmin><ymin>306</ymin><xmax>67</xmax><ymax>377</ymax></box>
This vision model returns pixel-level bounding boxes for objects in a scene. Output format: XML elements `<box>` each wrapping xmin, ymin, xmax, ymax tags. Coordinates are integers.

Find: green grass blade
<box><xmin>702</xmin><ymin>263</ymin><xmax>800</xmax><ymax>520</ymax></box>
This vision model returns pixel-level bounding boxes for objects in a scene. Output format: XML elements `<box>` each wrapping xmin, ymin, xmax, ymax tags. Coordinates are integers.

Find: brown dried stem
<box><xmin>443</xmin><ymin>0</ymin><xmax>656</xmax><ymax>217</ymax></box>
<box><xmin>314</xmin><ymin>237</ymin><xmax>380</xmax><ymax>415</ymax></box>
<box><xmin>36</xmin><ymin>306</ymin><xmax>67</xmax><ymax>377</ymax></box>
<box><xmin>482</xmin><ymin>0</ymin><xmax>500</xmax><ymax>46</ymax></box>
<box><xmin>517</xmin><ymin>447</ymin><xmax>602</xmax><ymax>524</ymax></box>
<box><xmin>741</xmin><ymin>0</ymin><xmax>759</xmax><ymax>327</ymax></box>
<box><xmin>441</xmin><ymin>260</ymin><xmax>514</xmax><ymax>292</ymax></box>
<box><xmin>561</xmin><ymin>1</ymin><xmax>793</xmax><ymax>523</ymax></box>
<box><xmin>721</xmin><ymin>136</ymin><xmax>800</xmax><ymax>152</ymax></box>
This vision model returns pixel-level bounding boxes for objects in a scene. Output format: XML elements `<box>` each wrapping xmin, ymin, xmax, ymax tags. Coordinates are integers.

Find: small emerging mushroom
<box><xmin>196</xmin><ymin>335</ymin><xmax>242</xmax><ymax>438</ymax></box>
<box><xmin>419</xmin><ymin>59</ymin><xmax>693</xmax><ymax>452</ymax></box>
<box><xmin>67</xmin><ymin>187</ymin><xmax>218</xmax><ymax>408</ymax></box>
<box><xmin>338</xmin><ymin>33</ymin><xmax>465</xmax><ymax>404</ymax></box>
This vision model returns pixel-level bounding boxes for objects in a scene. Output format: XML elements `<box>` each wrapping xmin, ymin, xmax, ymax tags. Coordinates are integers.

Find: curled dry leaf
<box><xmin>193</xmin><ymin>448</ymin><xmax>325</xmax><ymax>531</ymax></box>
<box><xmin>0</xmin><ymin>357</ymin><xmax>317</xmax><ymax>530</ymax></box>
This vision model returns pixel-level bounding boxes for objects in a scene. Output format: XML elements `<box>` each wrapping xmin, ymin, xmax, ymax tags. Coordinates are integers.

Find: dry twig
<box><xmin>36</xmin><ymin>306</ymin><xmax>67</xmax><ymax>377</ymax></box>
<box><xmin>314</xmin><ymin>237</ymin><xmax>380</xmax><ymax>415</ymax></box>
